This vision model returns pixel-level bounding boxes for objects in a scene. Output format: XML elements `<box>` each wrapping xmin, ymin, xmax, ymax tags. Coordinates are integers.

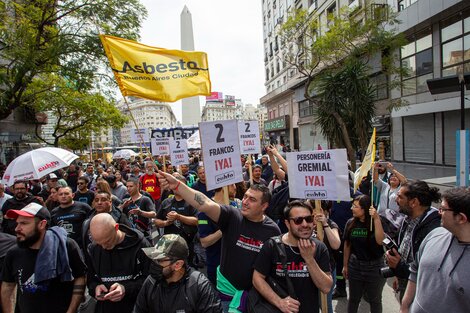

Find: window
<box><xmin>299</xmin><ymin>100</ymin><xmax>313</xmax><ymax>117</ymax></box>
<box><xmin>370</xmin><ymin>72</ymin><xmax>389</xmax><ymax>100</ymax></box>
<box><xmin>398</xmin><ymin>0</ymin><xmax>417</xmax><ymax>12</ymax></box>
<box><xmin>441</xmin><ymin>11</ymin><xmax>470</xmax><ymax>77</ymax></box>
<box><xmin>401</xmin><ymin>32</ymin><xmax>433</xmax><ymax>96</ymax></box>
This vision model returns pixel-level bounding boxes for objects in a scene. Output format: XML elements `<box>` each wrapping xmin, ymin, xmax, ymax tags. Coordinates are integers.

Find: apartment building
<box><xmin>261</xmin><ymin>0</ymin><xmax>470</xmax><ymax>165</ymax></box>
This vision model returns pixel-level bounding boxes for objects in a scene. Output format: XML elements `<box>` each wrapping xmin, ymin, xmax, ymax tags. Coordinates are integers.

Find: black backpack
<box><xmin>266</xmin><ymin>181</ymin><xmax>290</xmax><ymax>220</ymax></box>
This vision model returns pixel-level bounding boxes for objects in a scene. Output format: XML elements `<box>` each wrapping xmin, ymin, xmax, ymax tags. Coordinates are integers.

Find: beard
<box><xmin>290</xmin><ymin>226</ymin><xmax>313</xmax><ymax>240</ymax></box>
<box><xmin>146</xmin><ymin>170</ymin><xmax>154</xmax><ymax>175</ymax></box>
<box><xmin>17</xmin><ymin>228</ymin><xmax>41</xmax><ymax>248</ymax></box>
<box><xmin>399</xmin><ymin>204</ymin><xmax>412</xmax><ymax>216</ymax></box>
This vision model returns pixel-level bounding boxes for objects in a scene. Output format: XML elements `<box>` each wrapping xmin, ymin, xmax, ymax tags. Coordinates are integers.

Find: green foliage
<box><xmin>279</xmin><ymin>4</ymin><xmax>407</xmax><ymax>169</ymax></box>
<box><xmin>28</xmin><ymin>74</ymin><xmax>128</xmax><ymax>148</ymax></box>
<box><xmin>0</xmin><ymin>0</ymin><xmax>147</xmax><ymax>119</ymax></box>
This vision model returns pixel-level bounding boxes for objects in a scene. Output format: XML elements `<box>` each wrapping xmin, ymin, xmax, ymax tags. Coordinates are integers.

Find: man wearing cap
<box><xmin>37</xmin><ymin>173</ymin><xmax>59</xmax><ymax>202</ymax></box>
<box><xmin>1</xmin><ymin>203</ymin><xmax>87</xmax><ymax>313</ymax></box>
<box><xmin>51</xmin><ymin>186</ymin><xmax>92</xmax><ymax>250</ymax></box>
<box><xmin>1</xmin><ymin>181</ymin><xmax>42</xmax><ymax>236</ymax></box>
<box><xmin>134</xmin><ymin>234</ymin><xmax>222</xmax><ymax>313</ymax></box>
<box><xmin>86</xmin><ymin>213</ymin><xmax>151</xmax><ymax>313</ymax></box>
<box><xmin>158</xmin><ymin>171</ymin><xmax>280</xmax><ymax>312</ymax></box>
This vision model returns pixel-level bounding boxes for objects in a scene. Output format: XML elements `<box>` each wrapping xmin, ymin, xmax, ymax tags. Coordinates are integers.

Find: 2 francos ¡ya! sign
<box><xmin>169</xmin><ymin>139</ymin><xmax>189</xmax><ymax>166</ymax></box>
<box><xmin>287</xmin><ymin>149</ymin><xmax>350</xmax><ymax>201</ymax></box>
<box><xmin>151</xmin><ymin>137</ymin><xmax>170</xmax><ymax>156</ymax></box>
<box><xmin>238</xmin><ymin>120</ymin><xmax>261</xmax><ymax>154</ymax></box>
<box><xmin>200</xmin><ymin>120</ymin><xmax>243</xmax><ymax>191</ymax></box>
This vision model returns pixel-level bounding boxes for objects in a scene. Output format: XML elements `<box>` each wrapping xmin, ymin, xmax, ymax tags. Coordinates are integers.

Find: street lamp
<box><xmin>427</xmin><ymin>73</ymin><xmax>470</xmax><ymax>186</ymax></box>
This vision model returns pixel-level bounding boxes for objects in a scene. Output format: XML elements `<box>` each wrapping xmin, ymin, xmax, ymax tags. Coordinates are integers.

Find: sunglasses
<box><xmin>289</xmin><ymin>215</ymin><xmax>314</xmax><ymax>225</ymax></box>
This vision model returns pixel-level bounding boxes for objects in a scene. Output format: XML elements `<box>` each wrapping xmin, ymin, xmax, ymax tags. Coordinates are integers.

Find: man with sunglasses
<box><xmin>400</xmin><ymin>187</ymin><xmax>470</xmax><ymax>313</ymax></box>
<box><xmin>73</xmin><ymin>176</ymin><xmax>94</xmax><ymax>206</ymax></box>
<box><xmin>158</xmin><ymin>171</ymin><xmax>280</xmax><ymax>312</ymax></box>
<box><xmin>135</xmin><ymin>234</ymin><xmax>222</xmax><ymax>312</ymax></box>
<box><xmin>253</xmin><ymin>200</ymin><xmax>332</xmax><ymax>313</ymax></box>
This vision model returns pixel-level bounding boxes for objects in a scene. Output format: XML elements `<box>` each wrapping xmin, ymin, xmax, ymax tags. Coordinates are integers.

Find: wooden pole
<box><xmin>223</xmin><ymin>186</ymin><xmax>230</xmax><ymax>205</ymax></box>
<box><xmin>163</xmin><ymin>155</ymin><xmax>167</xmax><ymax>173</ymax></box>
<box><xmin>314</xmin><ymin>200</ymin><xmax>328</xmax><ymax>313</ymax></box>
<box><xmin>248</xmin><ymin>154</ymin><xmax>253</xmax><ymax>186</ymax></box>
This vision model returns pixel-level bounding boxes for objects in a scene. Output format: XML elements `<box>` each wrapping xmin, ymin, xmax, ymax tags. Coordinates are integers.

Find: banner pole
<box><xmin>123</xmin><ymin>97</ymin><xmax>150</xmax><ymax>157</ymax></box>
<box><xmin>370</xmin><ymin>166</ymin><xmax>374</xmax><ymax>231</ymax></box>
<box><xmin>314</xmin><ymin>200</ymin><xmax>327</xmax><ymax>313</ymax></box>
<box><xmin>248</xmin><ymin>154</ymin><xmax>253</xmax><ymax>186</ymax></box>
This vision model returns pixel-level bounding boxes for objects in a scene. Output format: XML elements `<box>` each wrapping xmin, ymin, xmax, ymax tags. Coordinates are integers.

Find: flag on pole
<box><xmin>354</xmin><ymin>128</ymin><xmax>376</xmax><ymax>192</ymax></box>
<box><xmin>100</xmin><ymin>35</ymin><xmax>211</xmax><ymax>102</ymax></box>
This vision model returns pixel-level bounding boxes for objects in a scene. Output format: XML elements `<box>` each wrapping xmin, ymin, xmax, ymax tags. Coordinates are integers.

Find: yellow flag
<box><xmin>100</xmin><ymin>35</ymin><xmax>211</xmax><ymax>102</ymax></box>
<box><xmin>354</xmin><ymin>128</ymin><xmax>376</xmax><ymax>192</ymax></box>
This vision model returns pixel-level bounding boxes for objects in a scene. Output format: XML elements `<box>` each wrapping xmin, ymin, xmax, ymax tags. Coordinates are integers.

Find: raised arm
<box><xmin>157</xmin><ymin>171</ymin><xmax>222</xmax><ymax>223</ymax></box>
<box><xmin>387</xmin><ymin>163</ymin><xmax>407</xmax><ymax>184</ymax></box>
<box><xmin>266</xmin><ymin>145</ymin><xmax>286</xmax><ymax>180</ymax></box>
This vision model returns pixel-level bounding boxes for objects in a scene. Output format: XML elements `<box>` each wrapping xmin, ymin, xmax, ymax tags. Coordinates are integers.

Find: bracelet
<box><xmin>175</xmin><ymin>181</ymin><xmax>181</xmax><ymax>191</ymax></box>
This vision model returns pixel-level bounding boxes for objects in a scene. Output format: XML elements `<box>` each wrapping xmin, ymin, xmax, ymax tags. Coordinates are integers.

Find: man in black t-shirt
<box><xmin>51</xmin><ymin>186</ymin><xmax>91</xmax><ymax>249</ymax></box>
<box><xmin>120</xmin><ymin>178</ymin><xmax>156</xmax><ymax>239</ymax></box>
<box><xmin>158</xmin><ymin>171</ymin><xmax>280</xmax><ymax>312</ymax></box>
<box><xmin>253</xmin><ymin>200</ymin><xmax>332</xmax><ymax>313</ymax></box>
<box><xmin>73</xmin><ymin>176</ymin><xmax>95</xmax><ymax>206</ymax></box>
<box><xmin>1</xmin><ymin>203</ymin><xmax>86</xmax><ymax>313</ymax></box>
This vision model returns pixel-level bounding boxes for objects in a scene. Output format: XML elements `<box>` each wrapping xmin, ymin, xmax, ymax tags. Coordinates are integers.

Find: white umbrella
<box><xmin>187</xmin><ymin>130</ymin><xmax>201</xmax><ymax>150</ymax></box>
<box><xmin>2</xmin><ymin>147</ymin><xmax>78</xmax><ymax>186</ymax></box>
<box><xmin>113</xmin><ymin>149</ymin><xmax>138</xmax><ymax>159</ymax></box>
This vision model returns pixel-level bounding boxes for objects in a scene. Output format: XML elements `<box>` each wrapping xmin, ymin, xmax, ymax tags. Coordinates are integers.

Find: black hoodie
<box><xmin>86</xmin><ymin>224</ymin><xmax>151</xmax><ymax>313</ymax></box>
<box><xmin>1</xmin><ymin>194</ymin><xmax>42</xmax><ymax>235</ymax></box>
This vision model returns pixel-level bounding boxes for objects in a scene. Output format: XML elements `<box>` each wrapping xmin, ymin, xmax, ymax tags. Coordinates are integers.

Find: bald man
<box><xmin>86</xmin><ymin>213</ymin><xmax>151</xmax><ymax>313</ymax></box>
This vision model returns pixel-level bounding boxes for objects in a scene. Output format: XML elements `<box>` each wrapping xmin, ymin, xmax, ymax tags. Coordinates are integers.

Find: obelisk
<box><xmin>181</xmin><ymin>5</ymin><xmax>201</xmax><ymax>126</ymax></box>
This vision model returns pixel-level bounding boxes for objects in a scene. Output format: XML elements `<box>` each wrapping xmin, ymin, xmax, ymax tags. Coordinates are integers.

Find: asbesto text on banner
<box><xmin>100</xmin><ymin>35</ymin><xmax>211</xmax><ymax>102</ymax></box>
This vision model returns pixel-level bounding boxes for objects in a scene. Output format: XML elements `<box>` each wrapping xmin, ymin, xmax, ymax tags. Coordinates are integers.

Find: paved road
<box><xmin>332</xmin><ymin>279</ymin><xmax>400</xmax><ymax>312</ymax></box>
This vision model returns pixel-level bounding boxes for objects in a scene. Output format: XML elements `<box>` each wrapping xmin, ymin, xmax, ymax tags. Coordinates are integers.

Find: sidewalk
<box><xmin>391</xmin><ymin>162</ymin><xmax>457</xmax><ymax>191</ymax></box>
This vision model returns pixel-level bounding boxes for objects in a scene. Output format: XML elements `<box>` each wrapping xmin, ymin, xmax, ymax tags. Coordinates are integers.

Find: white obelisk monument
<box><xmin>181</xmin><ymin>5</ymin><xmax>201</xmax><ymax>126</ymax></box>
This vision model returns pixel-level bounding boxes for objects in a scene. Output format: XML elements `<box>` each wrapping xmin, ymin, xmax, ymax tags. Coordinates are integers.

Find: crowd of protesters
<box><xmin>0</xmin><ymin>145</ymin><xmax>468</xmax><ymax>313</ymax></box>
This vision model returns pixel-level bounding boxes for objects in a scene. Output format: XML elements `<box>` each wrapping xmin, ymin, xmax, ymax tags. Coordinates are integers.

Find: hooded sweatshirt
<box><xmin>86</xmin><ymin>224</ymin><xmax>151</xmax><ymax>313</ymax></box>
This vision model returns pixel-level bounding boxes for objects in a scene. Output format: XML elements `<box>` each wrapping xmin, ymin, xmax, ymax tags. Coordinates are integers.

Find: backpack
<box><xmin>266</xmin><ymin>181</ymin><xmax>290</xmax><ymax>220</ymax></box>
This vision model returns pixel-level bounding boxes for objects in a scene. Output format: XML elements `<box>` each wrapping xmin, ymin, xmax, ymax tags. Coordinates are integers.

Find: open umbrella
<box><xmin>113</xmin><ymin>149</ymin><xmax>138</xmax><ymax>159</ymax></box>
<box><xmin>2</xmin><ymin>147</ymin><xmax>78</xmax><ymax>186</ymax></box>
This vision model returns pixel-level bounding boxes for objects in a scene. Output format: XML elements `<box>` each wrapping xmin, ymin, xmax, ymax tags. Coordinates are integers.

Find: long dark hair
<box><xmin>345</xmin><ymin>195</ymin><xmax>373</xmax><ymax>240</ymax></box>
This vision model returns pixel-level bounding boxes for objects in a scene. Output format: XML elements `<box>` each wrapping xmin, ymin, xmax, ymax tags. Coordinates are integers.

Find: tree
<box><xmin>29</xmin><ymin>75</ymin><xmax>127</xmax><ymax>148</ymax></box>
<box><xmin>279</xmin><ymin>4</ymin><xmax>406</xmax><ymax>170</ymax></box>
<box><xmin>0</xmin><ymin>0</ymin><xmax>147</xmax><ymax>120</ymax></box>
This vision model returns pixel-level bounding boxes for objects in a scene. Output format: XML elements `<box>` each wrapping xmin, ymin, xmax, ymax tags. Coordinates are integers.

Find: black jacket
<box><xmin>133</xmin><ymin>267</ymin><xmax>222</xmax><ymax>313</ymax></box>
<box><xmin>1</xmin><ymin>195</ymin><xmax>42</xmax><ymax>235</ymax></box>
<box><xmin>87</xmin><ymin>224</ymin><xmax>151</xmax><ymax>313</ymax></box>
<box><xmin>394</xmin><ymin>207</ymin><xmax>441</xmax><ymax>278</ymax></box>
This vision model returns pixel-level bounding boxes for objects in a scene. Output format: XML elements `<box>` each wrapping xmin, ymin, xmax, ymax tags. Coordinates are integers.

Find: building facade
<box><xmin>261</xmin><ymin>0</ymin><xmax>470</xmax><ymax>165</ymax></box>
<box><xmin>201</xmin><ymin>100</ymin><xmax>242</xmax><ymax>121</ymax></box>
<box><xmin>116</xmin><ymin>97</ymin><xmax>177</xmax><ymax>146</ymax></box>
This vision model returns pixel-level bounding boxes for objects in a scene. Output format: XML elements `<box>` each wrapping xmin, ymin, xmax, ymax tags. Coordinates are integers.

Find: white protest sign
<box><xmin>238</xmin><ymin>120</ymin><xmax>261</xmax><ymax>154</ymax></box>
<box><xmin>151</xmin><ymin>137</ymin><xmax>170</xmax><ymax>156</ymax></box>
<box><xmin>200</xmin><ymin>120</ymin><xmax>243</xmax><ymax>190</ymax></box>
<box><xmin>286</xmin><ymin>149</ymin><xmax>350</xmax><ymax>201</ymax></box>
<box><xmin>130</xmin><ymin>128</ymin><xmax>149</xmax><ymax>143</ymax></box>
<box><xmin>169</xmin><ymin>139</ymin><xmax>189</xmax><ymax>166</ymax></box>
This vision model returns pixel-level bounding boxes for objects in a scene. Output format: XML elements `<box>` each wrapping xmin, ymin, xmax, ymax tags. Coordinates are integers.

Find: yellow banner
<box><xmin>100</xmin><ymin>35</ymin><xmax>211</xmax><ymax>102</ymax></box>
<box><xmin>354</xmin><ymin>128</ymin><xmax>376</xmax><ymax>192</ymax></box>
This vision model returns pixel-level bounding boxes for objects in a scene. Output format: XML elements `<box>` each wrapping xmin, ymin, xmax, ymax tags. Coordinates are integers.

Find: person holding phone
<box><xmin>343</xmin><ymin>195</ymin><xmax>385</xmax><ymax>313</ymax></box>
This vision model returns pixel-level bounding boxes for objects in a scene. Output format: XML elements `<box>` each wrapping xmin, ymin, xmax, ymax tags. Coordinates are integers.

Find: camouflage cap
<box><xmin>142</xmin><ymin>234</ymin><xmax>188</xmax><ymax>262</ymax></box>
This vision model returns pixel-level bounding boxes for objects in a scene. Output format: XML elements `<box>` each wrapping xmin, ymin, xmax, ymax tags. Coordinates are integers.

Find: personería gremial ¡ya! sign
<box><xmin>151</xmin><ymin>137</ymin><xmax>170</xmax><ymax>156</ymax></box>
<box><xmin>199</xmin><ymin>120</ymin><xmax>243</xmax><ymax>190</ymax></box>
<box><xmin>169</xmin><ymin>139</ymin><xmax>189</xmax><ymax>166</ymax></box>
<box><xmin>287</xmin><ymin>149</ymin><xmax>350</xmax><ymax>201</ymax></box>
<box><xmin>238</xmin><ymin>120</ymin><xmax>261</xmax><ymax>154</ymax></box>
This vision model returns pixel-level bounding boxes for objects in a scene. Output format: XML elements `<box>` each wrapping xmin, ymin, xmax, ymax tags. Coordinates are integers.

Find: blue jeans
<box><xmin>327</xmin><ymin>268</ymin><xmax>337</xmax><ymax>313</ymax></box>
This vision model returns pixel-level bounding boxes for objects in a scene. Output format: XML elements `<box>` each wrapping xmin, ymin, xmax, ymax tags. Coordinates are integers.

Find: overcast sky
<box><xmin>139</xmin><ymin>0</ymin><xmax>266</xmax><ymax>122</ymax></box>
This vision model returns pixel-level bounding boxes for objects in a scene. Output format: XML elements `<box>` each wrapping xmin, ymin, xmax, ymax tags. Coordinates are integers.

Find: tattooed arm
<box><xmin>157</xmin><ymin>170</ymin><xmax>222</xmax><ymax>222</ymax></box>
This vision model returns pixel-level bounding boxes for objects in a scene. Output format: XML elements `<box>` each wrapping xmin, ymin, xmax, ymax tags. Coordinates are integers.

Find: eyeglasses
<box><xmin>439</xmin><ymin>207</ymin><xmax>454</xmax><ymax>213</ymax></box>
<box><xmin>289</xmin><ymin>215</ymin><xmax>314</xmax><ymax>225</ymax></box>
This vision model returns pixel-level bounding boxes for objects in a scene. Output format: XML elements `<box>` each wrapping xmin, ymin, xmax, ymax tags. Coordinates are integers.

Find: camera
<box><xmin>380</xmin><ymin>236</ymin><xmax>399</xmax><ymax>278</ymax></box>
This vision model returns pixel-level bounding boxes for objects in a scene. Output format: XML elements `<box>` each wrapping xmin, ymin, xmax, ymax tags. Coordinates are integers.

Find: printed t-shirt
<box><xmin>51</xmin><ymin>201</ymin><xmax>92</xmax><ymax>249</ymax></box>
